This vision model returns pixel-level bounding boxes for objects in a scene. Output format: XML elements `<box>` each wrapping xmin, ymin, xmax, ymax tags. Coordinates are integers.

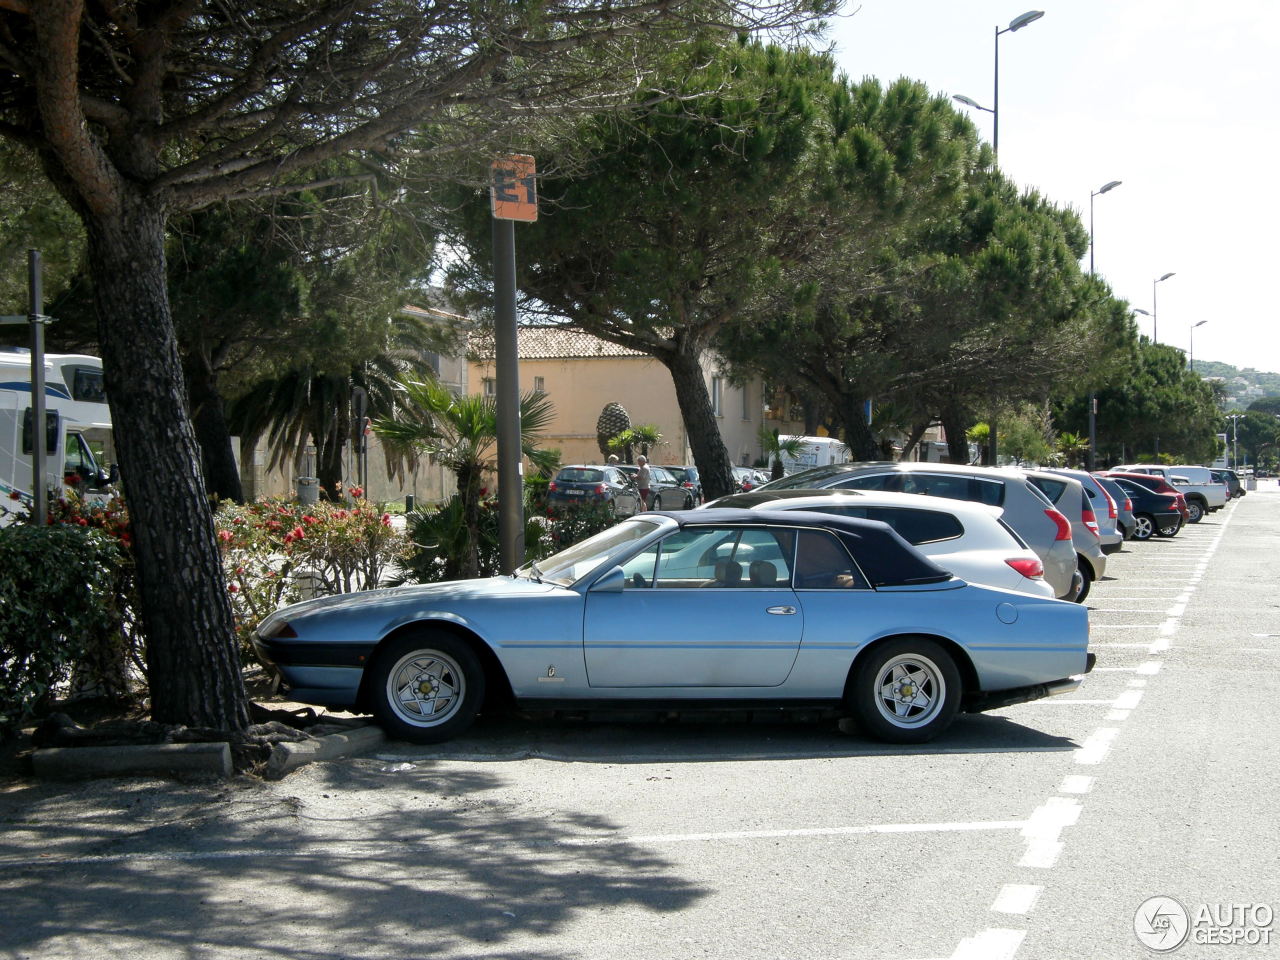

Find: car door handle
<box><xmin>766</xmin><ymin>605</ymin><xmax>797</xmax><ymax>615</ymax></box>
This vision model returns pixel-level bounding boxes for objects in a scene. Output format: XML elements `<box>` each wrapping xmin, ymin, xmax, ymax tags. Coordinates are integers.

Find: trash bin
<box><xmin>1247</xmin><ymin>476</ymin><xmax>1257</xmax><ymax>492</ymax></box>
<box><xmin>296</xmin><ymin>476</ymin><xmax>319</xmax><ymax>505</ymax></box>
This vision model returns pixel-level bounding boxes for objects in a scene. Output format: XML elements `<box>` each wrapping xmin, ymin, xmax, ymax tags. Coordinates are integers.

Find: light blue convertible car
<box><xmin>254</xmin><ymin>510</ymin><xmax>1094</xmax><ymax>744</ymax></box>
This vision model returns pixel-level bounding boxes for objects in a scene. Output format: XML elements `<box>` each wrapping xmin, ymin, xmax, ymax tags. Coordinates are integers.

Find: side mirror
<box><xmin>107</xmin><ymin>463</ymin><xmax>120</xmax><ymax>485</ymax></box>
<box><xmin>588</xmin><ymin>566</ymin><xmax>626</xmax><ymax>593</ymax></box>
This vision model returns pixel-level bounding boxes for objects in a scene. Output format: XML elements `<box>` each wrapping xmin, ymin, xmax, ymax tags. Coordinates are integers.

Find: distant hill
<box><xmin>1193</xmin><ymin>360</ymin><xmax>1280</xmax><ymax>406</ymax></box>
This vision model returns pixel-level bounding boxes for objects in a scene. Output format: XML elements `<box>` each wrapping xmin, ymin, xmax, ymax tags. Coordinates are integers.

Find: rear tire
<box><xmin>1074</xmin><ymin>558</ymin><xmax>1094</xmax><ymax>603</ymax></box>
<box><xmin>1187</xmin><ymin>500</ymin><xmax>1204</xmax><ymax>523</ymax></box>
<box><xmin>1132</xmin><ymin>514</ymin><xmax>1155</xmax><ymax>541</ymax></box>
<box><xmin>847</xmin><ymin>638</ymin><xmax>961</xmax><ymax>744</ymax></box>
<box><xmin>1156</xmin><ymin>521</ymin><xmax>1180</xmax><ymax>537</ymax></box>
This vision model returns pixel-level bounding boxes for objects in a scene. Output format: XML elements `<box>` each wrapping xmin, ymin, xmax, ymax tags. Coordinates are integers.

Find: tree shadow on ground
<box><xmin>0</xmin><ymin>764</ymin><xmax>705</xmax><ymax>959</ymax></box>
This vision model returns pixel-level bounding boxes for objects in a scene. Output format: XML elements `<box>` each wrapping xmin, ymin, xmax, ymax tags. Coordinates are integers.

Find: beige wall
<box><xmin>468</xmin><ymin>352</ymin><xmax>802</xmax><ymax>468</ymax></box>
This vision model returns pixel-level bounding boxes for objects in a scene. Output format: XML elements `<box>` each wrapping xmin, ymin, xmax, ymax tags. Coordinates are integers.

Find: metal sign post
<box><xmin>490</xmin><ymin>155</ymin><xmax>537</xmax><ymax>574</ymax></box>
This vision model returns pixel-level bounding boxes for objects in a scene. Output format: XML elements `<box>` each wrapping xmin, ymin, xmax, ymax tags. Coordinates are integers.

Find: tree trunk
<box><xmin>184</xmin><ymin>353</ymin><xmax>244</xmax><ymax>503</ymax></box>
<box><xmin>85</xmin><ymin>194</ymin><xmax>249</xmax><ymax>733</ymax></box>
<box><xmin>940</xmin><ymin>406</ymin><xmax>970</xmax><ymax>464</ymax></box>
<box><xmin>899</xmin><ymin>421</ymin><xmax>930</xmax><ymax>461</ymax></box>
<box><xmin>237</xmin><ymin>421</ymin><xmax>266</xmax><ymax>500</ymax></box>
<box><xmin>664</xmin><ymin>347</ymin><xmax>736</xmax><ymax>501</ymax></box>
<box><xmin>836</xmin><ymin>395</ymin><xmax>880</xmax><ymax>461</ymax></box>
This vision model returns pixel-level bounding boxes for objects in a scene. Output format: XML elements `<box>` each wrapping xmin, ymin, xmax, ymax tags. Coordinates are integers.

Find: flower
<box><xmin>217</xmin><ymin>530</ymin><xmax>234</xmax><ymax>543</ymax></box>
<box><xmin>381</xmin><ymin>512</ymin><xmax>392</xmax><ymax>527</ymax></box>
<box><xmin>228</xmin><ymin>583</ymin><xmax>240</xmax><ymax>593</ymax></box>
<box><xmin>7</xmin><ymin>491</ymin><xmax>18</xmax><ymax>501</ymax></box>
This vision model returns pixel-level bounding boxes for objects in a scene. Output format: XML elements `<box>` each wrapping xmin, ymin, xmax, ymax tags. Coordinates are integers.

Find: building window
<box><xmin>712</xmin><ymin>376</ymin><xmax>723</xmax><ymax>417</ymax></box>
<box><xmin>533</xmin><ymin>376</ymin><xmax>546</xmax><ymax>395</ymax></box>
<box><xmin>482</xmin><ymin>377</ymin><xmax>496</xmax><ymax>397</ymax></box>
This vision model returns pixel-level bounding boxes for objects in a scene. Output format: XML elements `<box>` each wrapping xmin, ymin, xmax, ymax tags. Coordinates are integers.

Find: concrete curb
<box><xmin>31</xmin><ymin>742</ymin><xmax>233</xmax><ymax>780</ymax></box>
<box><xmin>265</xmin><ymin>725</ymin><xmax>386</xmax><ymax>780</ymax></box>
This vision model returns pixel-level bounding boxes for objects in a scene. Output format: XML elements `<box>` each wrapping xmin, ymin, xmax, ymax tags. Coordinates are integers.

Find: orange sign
<box><xmin>490</xmin><ymin>155</ymin><xmax>537</xmax><ymax>222</ymax></box>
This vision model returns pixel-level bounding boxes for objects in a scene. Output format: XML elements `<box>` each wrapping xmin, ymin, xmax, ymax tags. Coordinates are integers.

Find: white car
<box><xmin>699</xmin><ymin>489</ymin><xmax>1055</xmax><ymax>597</ymax></box>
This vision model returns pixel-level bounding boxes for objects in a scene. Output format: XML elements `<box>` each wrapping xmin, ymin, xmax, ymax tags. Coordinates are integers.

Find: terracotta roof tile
<box><xmin>469</xmin><ymin>327</ymin><xmax>646</xmax><ymax>361</ymax></box>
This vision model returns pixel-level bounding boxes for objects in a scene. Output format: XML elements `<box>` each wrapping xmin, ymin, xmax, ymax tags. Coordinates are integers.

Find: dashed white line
<box><xmin>1059</xmin><ymin>775</ymin><xmax>1094</xmax><ymax>794</ymax></box>
<box><xmin>950</xmin><ymin>928</ymin><xmax>1026</xmax><ymax>960</ymax></box>
<box><xmin>991</xmin><ymin>884</ymin><xmax>1043</xmax><ymax>915</ymax></box>
<box><xmin>1075</xmin><ymin>727</ymin><xmax>1120</xmax><ymax>765</ymax></box>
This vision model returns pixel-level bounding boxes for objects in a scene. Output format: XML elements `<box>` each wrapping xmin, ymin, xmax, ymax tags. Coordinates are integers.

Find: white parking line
<box><xmin>991</xmin><ymin>884</ymin><xmax>1043</xmax><ymax>915</ymax></box>
<box><xmin>950</xmin><ymin>928</ymin><xmax>1026</xmax><ymax>960</ymax></box>
<box><xmin>1019</xmin><ymin>797</ymin><xmax>1081</xmax><ymax>868</ymax></box>
<box><xmin>1075</xmin><ymin>727</ymin><xmax>1120</xmax><ymax>765</ymax></box>
<box><xmin>1059</xmin><ymin>775</ymin><xmax>1094</xmax><ymax>794</ymax></box>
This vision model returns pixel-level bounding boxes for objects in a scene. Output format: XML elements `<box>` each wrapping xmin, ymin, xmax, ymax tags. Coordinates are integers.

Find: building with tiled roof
<box><xmin>468</xmin><ymin>326</ymin><xmax>802</xmax><ymax>467</ymax></box>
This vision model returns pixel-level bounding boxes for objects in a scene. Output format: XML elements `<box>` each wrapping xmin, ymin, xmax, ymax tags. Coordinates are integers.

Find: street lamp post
<box><xmin>1189</xmin><ymin>320</ymin><xmax>1207</xmax><ymax>371</ymax></box>
<box><xmin>1133</xmin><ymin>307</ymin><xmax>1152</xmax><ymax>339</ymax></box>
<box><xmin>1227</xmin><ymin>413</ymin><xmax>1244</xmax><ymax>470</ymax></box>
<box><xmin>1087</xmin><ymin>180</ymin><xmax>1122</xmax><ymax>470</ymax></box>
<box><xmin>1152</xmin><ymin>272</ymin><xmax>1175</xmax><ymax>343</ymax></box>
<box><xmin>952</xmin><ymin>10</ymin><xmax>1044</xmax><ymax>467</ymax></box>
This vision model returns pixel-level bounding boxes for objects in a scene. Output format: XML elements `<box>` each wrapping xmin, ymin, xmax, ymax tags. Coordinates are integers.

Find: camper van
<box><xmin>777</xmin><ymin>435</ymin><xmax>850</xmax><ymax>475</ymax></box>
<box><xmin>1</xmin><ymin>349</ymin><xmax>116</xmax><ymax>518</ymax></box>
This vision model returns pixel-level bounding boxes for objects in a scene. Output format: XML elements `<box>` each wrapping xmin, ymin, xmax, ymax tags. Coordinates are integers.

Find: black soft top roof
<box><xmin>649</xmin><ymin>508</ymin><xmax>951</xmax><ymax>588</ymax></box>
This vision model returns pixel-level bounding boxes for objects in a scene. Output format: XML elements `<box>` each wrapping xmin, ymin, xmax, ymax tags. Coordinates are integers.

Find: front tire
<box><xmin>652</xmin><ymin>494</ymin><xmax>663</xmax><ymax>511</ymax></box>
<box><xmin>370</xmin><ymin>631</ymin><xmax>485</xmax><ymax>743</ymax></box>
<box><xmin>848</xmin><ymin>638</ymin><xmax>961</xmax><ymax>744</ymax></box>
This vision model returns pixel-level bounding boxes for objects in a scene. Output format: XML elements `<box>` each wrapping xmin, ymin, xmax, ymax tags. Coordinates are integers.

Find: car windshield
<box><xmin>518</xmin><ymin>518</ymin><xmax>662</xmax><ymax>586</ymax></box>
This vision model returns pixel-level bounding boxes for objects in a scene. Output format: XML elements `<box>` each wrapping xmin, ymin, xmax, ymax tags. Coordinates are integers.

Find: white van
<box><xmin>778</xmin><ymin>436</ymin><xmax>850</xmax><ymax>475</ymax></box>
<box><xmin>1</xmin><ymin>350</ymin><xmax>116</xmax><ymax>519</ymax></box>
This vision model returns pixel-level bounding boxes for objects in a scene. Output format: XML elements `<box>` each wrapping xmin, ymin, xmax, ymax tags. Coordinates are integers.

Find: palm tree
<box><xmin>375</xmin><ymin>379</ymin><xmax>557</xmax><ymax>577</ymax></box>
<box><xmin>759</xmin><ymin>427</ymin><xmax>805</xmax><ymax>480</ymax></box>
<box><xmin>608</xmin><ymin>424</ymin><xmax>664</xmax><ymax>462</ymax></box>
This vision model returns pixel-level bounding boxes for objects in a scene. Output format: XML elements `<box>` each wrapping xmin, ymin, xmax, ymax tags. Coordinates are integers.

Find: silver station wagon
<box><xmin>254</xmin><ymin>511</ymin><xmax>1094</xmax><ymax>745</ymax></box>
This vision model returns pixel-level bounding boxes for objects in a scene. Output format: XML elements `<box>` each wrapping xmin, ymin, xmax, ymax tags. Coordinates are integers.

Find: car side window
<box><xmin>621</xmin><ymin>527</ymin><xmax>793</xmax><ymax>588</ymax></box>
<box><xmin>832</xmin><ymin>473</ymin><xmax>898</xmax><ymax>492</ymax></box>
<box><xmin>793</xmin><ymin>530</ymin><xmax>868</xmax><ymax>590</ymax></box>
<box><xmin>861</xmin><ymin>506</ymin><xmax>963</xmax><ymax>545</ymax></box>
<box><xmin>1028</xmin><ymin>476</ymin><xmax>1068</xmax><ymax>504</ymax></box>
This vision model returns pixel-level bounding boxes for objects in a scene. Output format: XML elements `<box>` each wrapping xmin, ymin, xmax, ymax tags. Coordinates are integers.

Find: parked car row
<box><xmin>251</xmin><ymin>456</ymin><xmax>1232</xmax><ymax>749</ymax></box>
<box><xmin>547</xmin><ymin>462</ymin><xmax>700</xmax><ymax>514</ymax></box>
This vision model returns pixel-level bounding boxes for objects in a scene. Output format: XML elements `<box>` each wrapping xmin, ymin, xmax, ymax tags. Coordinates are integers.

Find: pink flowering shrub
<box><xmin>214</xmin><ymin>496</ymin><xmax>408</xmax><ymax>658</ymax></box>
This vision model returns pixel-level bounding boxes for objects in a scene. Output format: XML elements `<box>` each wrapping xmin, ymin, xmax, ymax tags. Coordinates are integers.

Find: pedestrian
<box><xmin>607</xmin><ymin>454</ymin><xmax>619</xmax><ymax>464</ymax></box>
<box><xmin>636</xmin><ymin>455</ymin><xmax>651</xmax><ymax>510</ymax></box>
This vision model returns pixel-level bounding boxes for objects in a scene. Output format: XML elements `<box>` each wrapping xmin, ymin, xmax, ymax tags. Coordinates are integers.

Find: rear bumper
<box><xmin>965</xmin><ymin>652</ymin><xmax>1094</xmax><ymax>713</ymax></box>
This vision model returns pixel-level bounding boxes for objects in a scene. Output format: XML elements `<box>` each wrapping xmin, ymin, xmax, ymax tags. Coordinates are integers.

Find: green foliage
<box><xmin>1057</xmin><ymin>340</ymin><xmax>1223</xmax><ymax>465</ymax></box>
<box><xmin>0</xmin><ymin>525</ymin><xmax>123</xmax><ymax>736</ymax></box>
<box><xmin>608</xmin><ymin>425</ymin><xmax>664</xmax><ymax>459</ymax></box>
<box><xmin>213</xmin><ymin>498</ymin><xmax>410</xmax><ymax>660</ymax></box>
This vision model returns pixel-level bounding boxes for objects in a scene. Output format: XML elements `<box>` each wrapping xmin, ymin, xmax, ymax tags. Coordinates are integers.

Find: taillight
<box><xmin>1124</xmin><ymin>498</ymin><xmax>1132</xmax><ymax>512</ymax></box>
<box><xmin>1082</xmin><ymin>507</ymin><xmax>1100</xmax><ymax>538</ymax></box>
<box><xmin>1164</xmin><ymin>495</ymin><xmax>1181</xmax><ymax>509</ymax></box>
<box><xmin>1103</xmin><ymin>490</ymin><xmax>1117</xmax><ymax>519</ymax></box>
<box><xmin>548</xmin><ymin>481</ymin><xmax>558</xmax><ymax>492</ymax></box>
<box><xmin>682</xmin><ymin>481</ymin><xmax>694</xmax><ymax>488</ymax></box>
<box><xmin>1006</xmin><ymin>557</ymin><xmax>1045</xmax><ymax>579</ymax></box>
<box><xmin>594</xmin><ymin>484</ymin><xmax>606</xmax><ymax>495</ymax></box>
<box><xmin>1046</xmin><ymin>508</ymin><xmax>1072</xmax><ymax>541</ymax></box>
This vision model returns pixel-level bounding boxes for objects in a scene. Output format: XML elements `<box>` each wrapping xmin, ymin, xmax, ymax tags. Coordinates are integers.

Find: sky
<box><xmin>823</xmin><ymin>0</ymin><xmax>1280</xmax><ymax>374</ymax></box>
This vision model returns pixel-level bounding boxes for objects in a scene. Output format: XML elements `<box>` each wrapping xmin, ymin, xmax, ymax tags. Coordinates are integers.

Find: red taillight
<box><xmin>1046</xmin><ymin>508</ymin><xmax>1072</xmax><ymax>541</ymax></box>
<box><xmin>1082</xmin><ymin>507</ymin><xmax>1100</xmax><ymax>538</ymax></box>
<box><xmin>594</xmin><ymin>484</ymin><xmax>606</xmax><ymax>495</ymax></box>
<box><xmin>1102</xmin><ymin>490</ymin><xmax>1117</xmax><ymax>519</ymax></box>
<box><xmin>1006</xmin><ymin>557</ymin><xmax>1045</xmax><ymax>579</ymax></box>
<box><xmin>681</xmin><ymin>481</ymin><xmax>694</xmax><ymax>488</ymax></box>
<box><xmin>548</xmin><ymin>481</ymin><xmax>557</xmax><ymax>492</ymax></box>
<box><xmin>1124</xmin><ymin>498</ymin><xmax>1132</xmax><ymax>512</ymax></box>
